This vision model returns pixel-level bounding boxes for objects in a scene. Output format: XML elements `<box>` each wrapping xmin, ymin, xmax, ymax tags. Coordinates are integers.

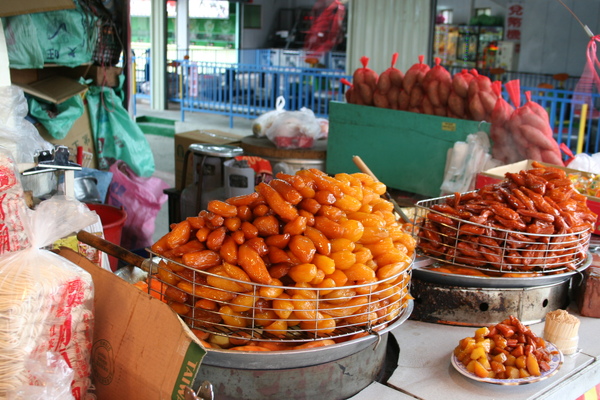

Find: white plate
<box><xmin>451</xmin><ymin>342</ymin><xmax>564</xmax><ymax>385</ymax></box>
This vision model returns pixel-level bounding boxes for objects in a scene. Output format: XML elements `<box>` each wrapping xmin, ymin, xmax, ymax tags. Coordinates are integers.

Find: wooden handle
<box><xmin>352</xmin><ymin>155</ymin><xmax>379</xmax><ymax>181</ymax></box>
<box><xmin>77</xmin><ymin>230</ymin><xmax>147</xmax><ymax>269</ymax></box>
<box><xmin>352</xmin><ymin>155</ymin><xmax>412</xmax><ymax>224</ymax></box>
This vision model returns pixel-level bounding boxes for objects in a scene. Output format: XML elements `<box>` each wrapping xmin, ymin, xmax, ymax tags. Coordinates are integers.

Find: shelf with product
<box><xmin>456</xmin><ymin>25</ymin><xmax>504</xmax><ymax>70</ymax></box>
<box><xmin>435</xmin><ymin>24</ymin><xmax>504</xmax><ymax>70</ymax></box>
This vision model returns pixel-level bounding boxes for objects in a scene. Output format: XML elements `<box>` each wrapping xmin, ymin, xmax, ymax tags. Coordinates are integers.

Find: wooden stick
<box><xmin>352</xmin><ymin>155</ymin><xmax>411</xmax><ymax>223</ymax></box>
<box><xmin>352</xmin><ymin>155</ymin><xmax>377</xmax><ymax>179</ymax></box>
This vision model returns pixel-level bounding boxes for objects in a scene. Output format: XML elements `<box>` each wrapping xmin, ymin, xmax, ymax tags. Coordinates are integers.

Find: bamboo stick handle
<box><xmin>352</xmin><ymin>155</ymin><xmax>378</xmax><ymax>180</ymax></box>
<box><xmin>77</xmin><ymin>230</ymin><xmax>147</xmax><ymax>269</ymax></box>
<box><xmin>352</xmin><ymin>155</ymin><xmax>411</xmax><ymax>223</ymax></box>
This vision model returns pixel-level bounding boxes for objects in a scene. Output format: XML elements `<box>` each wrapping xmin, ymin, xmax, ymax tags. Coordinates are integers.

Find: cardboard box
<box><xmin>10</xmin><ymin>65</ymin><xmax>91</xmax><ymax>104</ymax></box>
<box><xmin>86</xmin><ymin>65</ymin><xmax>123</xmax><ymax>87</ymax></box>
<box><xmin>37</xmin><ymin>101</ymin><xmax>97</xmax><ymax>169</ymax></box>
<box><xmin>58</xmin><ymin>248</ymin><xmax>207</xmax><ymax>399</ymax></box>
<box><xmin>17</xmin><ymin>75</ymin><xmax>88</xmax><ymax>104</ymax></box>
<box><xmin>175</xmin><ymin>130</ymin><xmax>243</xmax><ymax>190</ymax></box>
<box><xmin>0</xmin><ymin>0</ymin><xmax>75</xmax><ymax>17</ymax></box>
<box><xmin>10</xmin><ymin>64</ymin><xmax>121</xmax><ymax>106</ymax></box>
<box><xmin>326</xmin><ymin>102</ymin><xmax>491</xmax><ymax>198</ymax></box>
<box><xmin>476</xmin><ymin>159</ymin><xmax>600</xmax><ymax>234</ymax></box>
<box><xmin>10</xmin><ymin>65</ymin><xmax>90</xmax><ymax>86</ymax></box>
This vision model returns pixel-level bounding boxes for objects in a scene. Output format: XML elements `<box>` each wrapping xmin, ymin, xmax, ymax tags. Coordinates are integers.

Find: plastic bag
<box><xmin>572</xmin><ymin>34</ymin><xmax>600</xmax><ymax>114</ymax></box>
<box><xmin>0</xmin><ymin>86</ymin><xmax>53</xmax><ymax>163</ymax></box>
<box><xmin>28</xmin><ymin>95</ymin><xmax>85</xmax><ymax>140</ymax></box>
<box><xmin>0</xmin><ymin>149</ymin><xmax>31</xmax><ymax>255</ymax></box>
<box><xmin>441</xmin><ymin>131</ymin><xmax>498</xmax><ymax>195</ymax></box>
<box><xmin>252</xmin><ymin>96</ymin><xmax>286</xmax><ymax>137</ymax></box>
<box><xmin>0</xmin><ymin>196</ymin><xmax>97</xmax><ymax>399</ymax></box>
<box><xmin>352</xmin><ymin>56</ymin><xmax>378</xmax><ymax>106</ymax></box>
<box><xmin>315</xmin><ymin>117</ymin><xmax>329</xmax><ymax>140</ymax></box>
<box><xmin>1</xmin><ymin>15</ymin><xmax>43</xmax><ymax>69</ymax></box>
<box><xmin>448</xmin><ymin>69</ymin><xmax>475</xmax><ymax>119</ymax></box>
<box><xmin>1</xmin><ymin>6</ymin><xmax>97</xmax><ymax>68</ymax></box>
<box><xmin>12</xmin><ymin>352</ymin><xmax>75</xmax><ymax>400</ymax></box>
<box><xmin>86</xmin><ymin>77</ymin><xmax>156</xmax><ymax>177</ymax></box>
<box><xmin>490</xmin><ymin>80</ymin><xmax>517</xmax><ymax>164</ymax></box>
<box><xmin>506</xmin><ymin>81</ymin><xmax>563</xmax><ymax>165</ymax></box>
<box><xmin>373</xmin><ymin>52</ymin><xmax>404</xmax><ymax>110</ymax></box>
<box><xmin>265</xmin><ymin>108</ymin><xmax>322</xmax><ymax>149</ymax></box>
<box><xmin>567</xmin><ymin>152</ymin><xmax>600</xmax><ymax>174</ymax></box>
<box><xmin>107</xmin><ymin>160</ymin><xmax>169</xmax><ymax>250</ymax></box>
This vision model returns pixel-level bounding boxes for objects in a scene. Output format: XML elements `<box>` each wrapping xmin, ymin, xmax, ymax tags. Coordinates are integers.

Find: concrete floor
<box><xmin>134</xmin><ymin>100</ymin><xmax>254</xmax><ymax>244</ymax></box>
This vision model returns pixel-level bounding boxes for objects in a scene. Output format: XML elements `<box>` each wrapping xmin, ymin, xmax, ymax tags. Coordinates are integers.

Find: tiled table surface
<box><xmin>350</xmin><ymin>310</ymin><xmax>600</xmax><ymax>400</ymax></box>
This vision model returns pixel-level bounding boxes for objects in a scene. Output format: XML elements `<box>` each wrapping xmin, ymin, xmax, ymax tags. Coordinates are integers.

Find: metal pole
<box><xmin>151</xmin><ymin>0</ymin><xmax>167</xmax><ymax>110</ymax></box>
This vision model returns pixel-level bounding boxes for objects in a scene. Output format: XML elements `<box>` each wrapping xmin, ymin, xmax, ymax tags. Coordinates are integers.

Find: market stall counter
<box><xmin>350</xmin><ymin>312</ymin><xmax>599</xmax><ymax>400</ymax></box>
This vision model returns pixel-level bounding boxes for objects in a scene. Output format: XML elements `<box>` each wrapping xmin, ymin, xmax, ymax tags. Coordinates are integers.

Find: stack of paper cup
<box><xmin>543</xmin><ymin>310</ymin><xmax>580</xmax><ymax>355</ymax></box>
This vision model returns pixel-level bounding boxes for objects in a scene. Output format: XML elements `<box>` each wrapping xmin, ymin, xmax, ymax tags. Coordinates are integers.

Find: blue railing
<box><xmin>254</xmin><ymin>49</ymin><xmax>347</xmax><ymax>70</ymax></box>
<box><xmin>447</xmin><ymin>66</ymin><xmax>580</xmax><ymax>91</ymax></box>
<box><xmin>526</xmin><ymin>87</ymin><xmax>600</xmax><ymax>155</ymax></box>
<box><xmin>177</xmin><ymin>60</ymin><xmax>350</xmax><ymax>127</ymax></box>
<box><xmin>131</xmin><ymin>49</ymin><xmax>348</xmax><ymax>120</ymax></box>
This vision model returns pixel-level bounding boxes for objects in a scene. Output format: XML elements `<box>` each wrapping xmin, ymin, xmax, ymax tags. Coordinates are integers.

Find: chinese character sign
<box><xmin>505</xmin><ymin>2</ymin><xmax>524</xmax><ymax>53</ymax></box>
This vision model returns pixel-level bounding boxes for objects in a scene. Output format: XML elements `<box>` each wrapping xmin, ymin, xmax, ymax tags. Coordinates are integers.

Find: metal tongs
<box><xmin>22</xmin><ymin>145</ymin><xmax>82</xmax><ymax>176</ymax></box>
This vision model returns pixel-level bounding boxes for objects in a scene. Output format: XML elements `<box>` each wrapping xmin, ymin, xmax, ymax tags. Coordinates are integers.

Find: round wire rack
<box><xmin>414</xmin><ymin>195</ymin><xmax>591</xmax><ymax>275</ymax></box>
<box><xmin>146</xmin><ymin>250</ymin><xmax>413</xmax><ymax>342</ymax></box>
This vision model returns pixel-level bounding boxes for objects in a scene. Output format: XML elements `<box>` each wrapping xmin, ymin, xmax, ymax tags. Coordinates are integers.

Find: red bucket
<box><xmin>86</xmin><ymin>203</ymin><xmax>127</xmax><ymax>271</ymax></box>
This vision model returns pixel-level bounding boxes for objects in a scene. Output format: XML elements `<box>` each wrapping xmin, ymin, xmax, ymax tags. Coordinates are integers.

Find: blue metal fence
<box><xmin>527</xmin><ymin>86</ymin><xmax>600</xmax><ymax>155</ymax></box>
<box><xmin>447</xmin><ymin>66</ymin><xmax>580</xmax><ymax>91</ymax></box>
<box><xmin>178</xmin><ymin>61</ymin><xmax>350</xmax><ymax>127</ymax></box>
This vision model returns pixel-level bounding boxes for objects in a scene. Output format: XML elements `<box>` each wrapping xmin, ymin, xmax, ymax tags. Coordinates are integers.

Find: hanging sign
<box><xmin>505</xmin><ymin>2</ymin><xmax>524</xmax><ymax>53</ymax></box>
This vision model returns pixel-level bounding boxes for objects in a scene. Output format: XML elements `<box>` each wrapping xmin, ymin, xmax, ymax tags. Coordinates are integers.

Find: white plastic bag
<box><xmin>0</xmin><ymin>196</ymin><xmax>97</xmax><ymax>399</ymax></box>
<box><xmin>0</xmin><ymin>149</ymin><xmax>30</xmax><ymax>255</ymax></box>
<box><xmin>252</xmin><ymin>96</ymin><xmax>286</xmax><ymax>137</ymax></box>
<box><xmin>441</xmin><ymin>131</ymin><xmax>499</xmax><ymax>195</ymax></box>
<box><xmin>0</xmin><ymin>86</ymin><xmax>53</xmax><ymax>163</ymax></box>
<box><xmin>11</xmin><ymin>352</ymin><xmax>75</xmax><ymax>400</ymax></box>
<box><xmin>315</xmin><ymin>117</ymin><xmax>329</xmax><ymax>140</ymax></box>
<box><xmin>265</xmin><ymin>107</ymin><xmax>322</xmax><ymax>149</ymax></box>
<box><xmin>567</xmin><ymin>152</ymin><xmax>600</xmax><ymax>174</ymax></box>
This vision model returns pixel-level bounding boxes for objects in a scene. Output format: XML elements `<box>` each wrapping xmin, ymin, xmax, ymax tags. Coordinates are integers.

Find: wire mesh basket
<box><xmin>146</xmin><ymin>250</ymin><xmax>413</xmax><ymax>343</ymax></box>
<box><xmin>414</xmin><ymin>194</ymin><xmax>591</xmax><ymax>274</ymax></box>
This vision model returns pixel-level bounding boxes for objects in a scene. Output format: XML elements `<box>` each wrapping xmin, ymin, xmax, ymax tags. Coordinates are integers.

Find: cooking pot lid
<box><xmin>188</xmin><ymin>143</ymin><xmax>243</xmax><ymax>158</ymax></box>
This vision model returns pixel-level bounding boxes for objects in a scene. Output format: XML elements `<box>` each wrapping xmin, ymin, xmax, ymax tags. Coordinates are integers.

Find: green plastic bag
<box><xmin>1</xmin><ymin>15</ymin><xmax>44</xmax><ymax>69</ymax></box>
<box><xmin>28</xmin><ymin>95</ymin><xmax>84</xmax><ymax>140</ymax></box>
<box><xmin>86</xmin><ymin>77</ymin><xmax>155</xmax><ymax>177</ymax></box>
<box><xmin>1</xmin><ymin>5</ymin><xmax>96</xmax><ymax>69</ymax></box>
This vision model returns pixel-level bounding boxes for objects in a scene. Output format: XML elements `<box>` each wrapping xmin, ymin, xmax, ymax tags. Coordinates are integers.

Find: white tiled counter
<box><xmin>351</xmin><ymin>310</ymin><xmax>600</xmax><ymax>400</ymax></box>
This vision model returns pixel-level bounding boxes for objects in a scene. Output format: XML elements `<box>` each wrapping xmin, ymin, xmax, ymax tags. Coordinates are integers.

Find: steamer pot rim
<box><xmin>412</xmin><ymin>253</ymin><xmax>592</xmax><ymax>288</ymax></box>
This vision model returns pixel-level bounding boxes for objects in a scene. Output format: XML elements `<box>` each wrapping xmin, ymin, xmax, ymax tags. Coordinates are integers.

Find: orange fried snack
<box><xmin>149</xmin><ymin>169</ymin><xmax>416</xmax><ymax>350</ymax></box>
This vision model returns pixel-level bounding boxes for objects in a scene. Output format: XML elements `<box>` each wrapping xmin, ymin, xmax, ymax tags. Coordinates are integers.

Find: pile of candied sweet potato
<box><xmin>149</xmin><ymin>169</ymin><xmax>415</xmax><ymax>349</ymax></box>
<box><xmin>419</xmin><ymin>162</ymin><xmax>596</xmax><ymax>272</ymax></box>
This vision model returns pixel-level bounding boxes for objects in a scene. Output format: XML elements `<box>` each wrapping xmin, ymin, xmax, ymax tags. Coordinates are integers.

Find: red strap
<box><xmin>559</xmin><ymin>143</ymin><xmax>574</xmax><ymax>166</ymax></box>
